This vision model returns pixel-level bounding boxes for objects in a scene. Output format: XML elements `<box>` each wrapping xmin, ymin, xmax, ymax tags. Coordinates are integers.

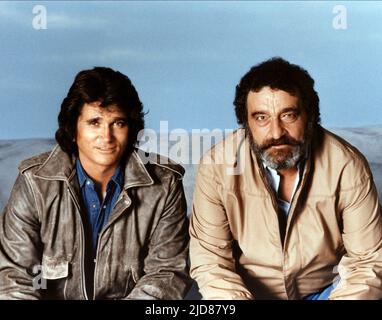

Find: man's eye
<box><xmin>281</xmin><ymin>112</ymin><xmax>298</xmax><ymax>122</ymax></box>
<box><xmin>114</xmin><ymin>120</ymin><xmax>127</xmax><ymax>127</ymax></box>
<box><xmin>255</xmin><ymin>115</ymin><xmax>268</xmax><ymax>122</ymax></box>
<box><xmin>88</xmin><ymin>120</ymin><xmax>99</xmax><ymax>126</ymax></box>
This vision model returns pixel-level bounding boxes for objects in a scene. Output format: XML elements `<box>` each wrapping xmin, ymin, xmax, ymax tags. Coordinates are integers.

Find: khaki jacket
<box><xmin>0</xmin><ymin>145</ymin><xmax>191</xmax><ymax>299</ymax></box>
<box><xmin>190</xmin><ymin>127</ymin><xmax>382</xmax><ymax>300</ymax></box>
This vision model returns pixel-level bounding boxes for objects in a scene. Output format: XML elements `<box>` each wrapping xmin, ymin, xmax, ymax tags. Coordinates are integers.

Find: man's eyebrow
<box><xmin>250</xmin><ymin>106</ymin><xmax>300</xmax><ymax>116</ymax></box>
<box><xmin>112</xmin><ymin>116</ymin><xmax>127</xmax><ymax>121</ymax></box>
<box><xmin>280</xmin><ymin>106</ymin><xmax>301</xmax><ymax>113</ymax></box>
<box><xmin>250</xmin><ymin>110</ymin><xmax>269</xmax><ymax>117</ymax></box>
<box><xmin>84</xmin><ymin>116</ymin><xmax>127</xmax><ymax>122</ymax></box>
<box><xmin>85</xmin><ymin>116</ymin><xmax>101</xmax><ymax>122</ymax></box>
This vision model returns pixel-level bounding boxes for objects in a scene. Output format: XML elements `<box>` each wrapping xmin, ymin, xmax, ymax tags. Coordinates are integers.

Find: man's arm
<box><xmin>0</xmin><ymin>173</ymin><xmax>43</xmax><ymax>299</ymax></box>
<box><xmin>126</xmin><ymin>178</ymin><xmax>192</xmax><ymax>299</ymax></box>
<box><xmin>329</xmin><ymin>172</ymin><xmax>382</xmax><ymax>300</ymax></box>
<box><xmin>189</xmin><ymin>163</ymin><xmax>253</xmax><ymax>300</ymax></box>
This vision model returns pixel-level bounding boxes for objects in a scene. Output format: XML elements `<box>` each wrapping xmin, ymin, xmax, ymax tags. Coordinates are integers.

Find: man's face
<box><xmin>246</xmin><ymin>86</ymin><xmax>308</xmax><ymax>170</ymax></box>
<box><xmin>76</xmin><ymin>101</ymin><xmax>129</xmax><ymax>173</ymax></box>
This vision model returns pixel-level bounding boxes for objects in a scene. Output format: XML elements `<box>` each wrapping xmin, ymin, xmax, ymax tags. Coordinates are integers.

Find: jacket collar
<box><xmin>34</xmin><ymin>145</ymin><xmax>154</xmax><ymax>189</ymax></box>
<box><xmin>122</xmin><ymin>150</ymin><xmax>154</xmax><ymax>189</ymax></box>
<box><xmin>34</xmin><ymin>145</ymin><xmax>75</xmax><ymax>181</ymax></box>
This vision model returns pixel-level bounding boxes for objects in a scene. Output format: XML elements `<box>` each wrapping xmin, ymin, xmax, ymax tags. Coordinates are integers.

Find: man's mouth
<box><xmin>269</xmin><ymin>144</ymin><xmax>291</xmax><ymax>149</ymax></box>
<box><xmin>95</xmin><ymin>146</ymin><xmax>116</xmax><ymax>153</ymax></box>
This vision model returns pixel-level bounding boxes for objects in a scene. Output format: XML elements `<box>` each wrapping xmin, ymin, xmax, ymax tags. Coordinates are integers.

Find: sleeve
<box><xmin>0</xmin><ymin>173</ymin><xmax>43</xmax><ymax>299</ymax></box>
<box><xmin>126</xmin><ymin>177</ymin><xmax>192</xmax><ymax>299</ymax></box>
<box><xmin>189</xmin><ymin>163</ymin><xmax>254</xmax><ymax>300</ymax></box>
<box><xmin>329</xmin><ymin>171</ymin><xmax>382</xmax><ymax>300</ymax></box>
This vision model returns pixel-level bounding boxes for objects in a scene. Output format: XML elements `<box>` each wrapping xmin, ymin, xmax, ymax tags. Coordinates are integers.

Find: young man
<box><xmin>190</xmin><ymin>58</ymin><xmax>382</xmax><ymax>300</ymax></box>
<box><xmin>0</xmin><ymin>67</ymin><xmax>191</xmax><ymax>299</ymax></box>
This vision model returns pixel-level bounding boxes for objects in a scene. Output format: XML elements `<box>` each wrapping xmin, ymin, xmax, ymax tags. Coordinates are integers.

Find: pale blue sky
<box><xmin>0</xmin><ymin>1</ymin><xmax>381</xmax><ymax>139</ymax></box>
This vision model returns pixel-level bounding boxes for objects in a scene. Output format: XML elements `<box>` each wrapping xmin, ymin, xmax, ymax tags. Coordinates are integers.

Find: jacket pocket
<box><xmin>41</xmin><ymin>255</ymin><xmax>69</xmax><ymax>280</ymax></box>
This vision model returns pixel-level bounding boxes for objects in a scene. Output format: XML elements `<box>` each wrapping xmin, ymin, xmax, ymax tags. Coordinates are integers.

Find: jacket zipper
<box><xmin>92</xmin><ymin>234</ymin><xmax>100</xmax><ymax>300</ymax></box>
<box><xmin>92</xmin><ymin>191</ymin><xmax>132</xmax><ymax>300</ymax></box>
<box><xmin>257</xmin><ymin>164</ymin><xmax>290</xmax><ymax>299</ymax></box>
<box><xmin>67</xmin><ymin>186</ymin><xmax>89</xmax><ymax>300</ymax></box>
<box><xmin>257</xmin><ymin>158</ymin><xmax>311</xmax><ymax>299</ymax></box>
<box><xmin>257</xmin><ymin>166</ymin><xmax>282</xmax><ymax>233</ymax></box>
<box><xmin>282</xmin><ymin>155</ymin><xmax>311</xmax><ymax>249</ymax></box>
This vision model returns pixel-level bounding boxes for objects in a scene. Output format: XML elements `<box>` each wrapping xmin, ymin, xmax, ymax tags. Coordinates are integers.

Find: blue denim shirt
<box><xmin>76</xmin><ymin>160</ymin><xmax>124</xmax><ymax>253</ymax></box>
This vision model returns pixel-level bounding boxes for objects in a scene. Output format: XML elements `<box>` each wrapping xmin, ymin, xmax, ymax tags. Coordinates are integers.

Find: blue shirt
<box><xmin>76</xmin><ymin>160</ymin><xmax>124</xmax><ymax>253</ymax></box>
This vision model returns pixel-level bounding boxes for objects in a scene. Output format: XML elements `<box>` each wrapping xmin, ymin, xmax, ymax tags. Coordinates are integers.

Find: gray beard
<box><xmin>246</xmin><ymin>127</ymin><xmax>310</xmax><ymax>170</ymax></box>
<box><xmin>259</xmin><ymin>143</ymin><xmax>303</xmax><ymax>170</ymax></box>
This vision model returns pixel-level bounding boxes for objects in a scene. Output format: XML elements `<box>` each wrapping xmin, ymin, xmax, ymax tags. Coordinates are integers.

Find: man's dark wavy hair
<box><xmin>234</xmin><ymin>57</ymin><xmax>320</xmax><ymax>128</ymax></box>
<box><xmin>55</xmin><ymin>67</ymin><xmax>145</xmax><ymax>157</ymax></box>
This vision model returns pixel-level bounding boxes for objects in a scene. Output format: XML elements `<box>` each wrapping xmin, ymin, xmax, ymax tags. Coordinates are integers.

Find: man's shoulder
<box><xmin>135</xmin><ymin>149</ymin><xmax>185</xmax><ymax>179</ymax></box>
<box><xmin>200</xmin><ymin>128</ymin><xmax>246</xmax><ymax>164</ymax></box>
<box><xmin>317</xmin><ymin>128</ymin><xmax>371</xmax><ymax>176</ymax></box>
<box><xmin>320</xmin><ymin>128</ymin><xmax>368</xmax><ymax>162</ymax></box>
<box><xmin>196</xmin><ymin>129</ymin><xmax>249</xmax><ymax>181</ymax></box>
<box><xmin>18</xmin><ymin>150</ymin><xmax>53</xmax><ymax>174</ymax></box>
<box><xmin>17</xmin><ymin>145</ymin><xmax>67</xmax><ymax>174</ymax></box>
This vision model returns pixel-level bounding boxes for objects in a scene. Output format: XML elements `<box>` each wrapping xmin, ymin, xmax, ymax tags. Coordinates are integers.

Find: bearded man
<box><xmin>190</xmin><ymin>57</ymin><xmax>382</xmax><ymax>300</ymax></box>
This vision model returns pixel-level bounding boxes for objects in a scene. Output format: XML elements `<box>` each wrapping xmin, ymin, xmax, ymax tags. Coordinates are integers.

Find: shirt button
<box><xmin>87</xmin><ymin>181</ymin><xmax>91</xmax><ymax>185</ymax></box>
<box><xmin>92</xmin><ymin>204</ymin><xmax>96</xmax><ymax>208</ymax></box>
<box><xmin>103</xmin><ymin>205</ymin><xmax>106</xmax><ymax>209</ymax></box>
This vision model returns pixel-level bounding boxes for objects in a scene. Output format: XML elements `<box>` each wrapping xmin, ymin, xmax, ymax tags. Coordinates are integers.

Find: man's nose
<box><xmin>100</xmin><ymin>125</ymin><xmax>113</xmax><ymax>141</ymax></box>
<box><xmin>269</xmin><ymin>118</ymin><xmax>285</xmax><ymax>140</ymax></box>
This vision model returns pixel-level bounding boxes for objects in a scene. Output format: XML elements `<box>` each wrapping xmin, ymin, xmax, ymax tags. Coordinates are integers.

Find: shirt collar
<box><xmin>75</xmin><ymin>159</ymin><xmax>124</xmax><ymax>190</ymax></box>
<box><xmin>110</xmin><ymin>165</ymin><xmax>124</xmax><ymax>189</ymax></box>
<box><xmin>263</xmin><ymin>160</ymin><xmax>305</xmax><ymax>197</ymax></box>
<box><xmin>76</xmin><ymin>159</ymin><xmax>88</xmax><ymax>188</ymax></box>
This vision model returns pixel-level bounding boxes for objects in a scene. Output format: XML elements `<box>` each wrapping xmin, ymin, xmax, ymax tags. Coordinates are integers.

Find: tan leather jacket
<box><xmin>190</xmin><ymin>127</ymin><xmax>382</xmax><ymax>300</ymax></box>
<box><xmin>0</xmin><ymin>145</ymin><xmax>191</xmax><ymax>299</ymax></box>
